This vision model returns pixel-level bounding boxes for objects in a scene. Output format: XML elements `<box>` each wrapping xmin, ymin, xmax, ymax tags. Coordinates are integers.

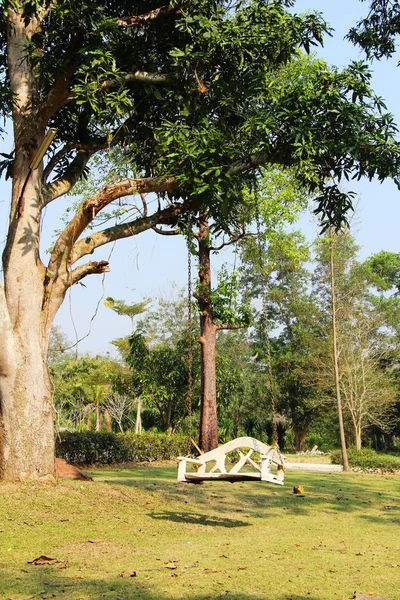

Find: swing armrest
<box><xmin>177</xmin><ymin>456</ymin><xmax>205</xmax><ymax>482</ymax></box>
<box><xmin>177</xmin><ymin>456</ymin><xmax>204</xmax><ymax>465</ymax></box>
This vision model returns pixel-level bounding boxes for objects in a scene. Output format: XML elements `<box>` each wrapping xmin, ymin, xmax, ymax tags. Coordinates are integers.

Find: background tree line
<box><xmin>50</xmin><ymin>227</ymin><xmax>400</xmax><ymax>454</ymax></box>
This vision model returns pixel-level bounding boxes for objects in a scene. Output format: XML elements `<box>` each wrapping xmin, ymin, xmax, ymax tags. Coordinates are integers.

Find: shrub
<box><xmin>56</xmin><ymin>431</ymin><xmax>191</xmax><ymax>465</ymax></box>
<box><xmin>331</xmin><ymin>448</ymin><xmax>400</xmax><ymax>472</ymax></box>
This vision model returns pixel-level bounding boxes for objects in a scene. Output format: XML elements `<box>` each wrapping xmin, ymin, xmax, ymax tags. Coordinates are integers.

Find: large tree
<box><xmin>1</xmin><ymin>1</ymin><xmax>400</xmax><ymax>480</ymax></box>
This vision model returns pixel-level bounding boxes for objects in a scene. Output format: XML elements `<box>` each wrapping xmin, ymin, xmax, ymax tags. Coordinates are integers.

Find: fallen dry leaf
<box><xmin>204</xmin><ymin>569</ymin><xmax>220</xmax><ymax>574</ymax></box>
<box><xmin>28</xmin><ymin>556</ymin><xmax>59</xmax><ymax>566</ymax></box>
<box><xmin>120</xmin><ymin>570</ymin><xmax>137</xmax><ymax>578</ymax></box>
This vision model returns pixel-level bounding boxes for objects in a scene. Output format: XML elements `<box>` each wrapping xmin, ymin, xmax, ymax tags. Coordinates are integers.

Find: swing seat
<box><xmin>177</xmin><ymin>436</ymin><xmax>285</xmax><ymax>485</ymax></box>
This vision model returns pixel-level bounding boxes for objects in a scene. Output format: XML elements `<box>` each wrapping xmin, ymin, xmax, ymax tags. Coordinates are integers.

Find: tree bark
<box><xmin>135</xmin><ymin>398</ymin><xmax>142</xmax><ymax>434</ymax></box>
<box><xmin>0</xmin><ymin>11</ymin><xmax>56</xmax><ymax>481</ymax></box>
<box><xmin>197</xmin><ymin>215</ymin><xmax>219</xmax><ymax>452</ymax></box>
<box><xmin>355</xmin><ymin>425</ymin><xmax>362</xmax><ymax>451</ymax></box>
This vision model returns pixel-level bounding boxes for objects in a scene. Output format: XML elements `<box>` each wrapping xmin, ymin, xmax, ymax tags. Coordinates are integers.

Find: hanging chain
<box><xmin>255</xmin><ymin>208</ymin><xmax>278</xmax><ymax>445</ymax></box>
<box><xmin>187</xmin><ymin>234</ymin><xmax>193</xmax><ymax>439</ymax></box>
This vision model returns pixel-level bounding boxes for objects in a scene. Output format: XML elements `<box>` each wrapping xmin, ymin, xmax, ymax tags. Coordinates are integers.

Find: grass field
<box><xmin>0</xmin><ymin>464</ymin><xmax>399</xmax><ymax>600</ymax></box>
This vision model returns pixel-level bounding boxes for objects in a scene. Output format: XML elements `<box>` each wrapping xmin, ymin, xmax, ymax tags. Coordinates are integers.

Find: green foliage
<box><xmin>364</xmin><ymin>250</ymin><xmax>400</xmax><ymax>294</ymax></box>
<box><xmin>331</xmin><ymin>448</ymin><xmax>400</xmax><ymax>472</ymax></box>
<box><xmin>56</xmin><ymin>431</ymin><xmax>190</xmax><ymax>465</ymax></box>
<box><xmin>127</xmin><ymin>331</ymin><xmax>193</xmax><ymax>431</ymax></box>
<box><xmin>104</xmin><ymin>296</ymin><xmax>151</xmax><ymax>324</ymax></box>
<box><xmin>56</xmin><ymin>431</ymin><xmax>130</xmax><ymax>464</ymax></box>
<box><xmin>209</xmin><ymin>265</ymin><xmax>253</xmax><ymax>326</ymax></box>
<box><xmin>50</xmin><ymin>353</ymin><xmax>126</xmax><ymax>432</ymax></box>
<box><xmin>2</xmin><ymin>1</ymin><xmax>399</xmax><ymax>229</ymax></box>
<box><xmin>348</xmin><ymin>0</ymin><xmax>400</xmax><ymax>59</ymax></box>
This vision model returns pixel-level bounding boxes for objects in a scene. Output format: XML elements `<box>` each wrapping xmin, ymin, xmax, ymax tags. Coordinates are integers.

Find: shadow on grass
<box><xmin>0</xmin><ymin>566</ymin><xmax>327</xmax><ymax>600</ymax></box>
<box><xmin>149</xmin><ymin>510</ymin><xmax>251</xmax><ymax>527</ymax></box>
<box><xmin>94</xmin><ymin>466</ymin><xmax>399</xmax><ymax>526</ymax></box>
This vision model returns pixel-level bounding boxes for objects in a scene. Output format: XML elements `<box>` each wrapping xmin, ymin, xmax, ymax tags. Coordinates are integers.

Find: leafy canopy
<box><xmin>2</xmin><ymin>1</ymin><xmax>400</xmax><ymax>230</ymax></box>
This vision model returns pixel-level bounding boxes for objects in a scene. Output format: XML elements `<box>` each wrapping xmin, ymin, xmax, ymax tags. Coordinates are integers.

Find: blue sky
<box><xmin>1</xmin><ymin>0</ymin><xmax>400</xmax><ymax>354</ymax></box>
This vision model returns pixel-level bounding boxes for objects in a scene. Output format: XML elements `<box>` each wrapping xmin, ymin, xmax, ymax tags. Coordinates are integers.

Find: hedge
<box><xmin>56</xmin><ymin>431</ymin><xmax>191</xmax><ymax>465</ymax></box>
<box><xmin>331</xmin><ymin>448</ymin><xmax>400</xmax><ymax>473</ymax></box>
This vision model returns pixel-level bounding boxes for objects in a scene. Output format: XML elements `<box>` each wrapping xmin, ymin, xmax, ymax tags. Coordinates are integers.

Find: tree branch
<box><xmin>69</xmin><ymin>199</ymin><xmax>189</xmax><ymax>264</ymax></box>
<box><xmin>100</xmin><ymin>71</ymin><xmax>172</xmax><ymax>90</ymax></box>
<box><xmin>69</xmin><ymin>260</ymin><xmax>110</xmax><ymax>286</ymax></box>
<box><xmin>47</xmin><ymin>175</ymin><xmax>178</xmax><ymax>278</ymax></box>
<box><xmin>228</xmin><ymin>153</ymin><xmax>268</xmax><ymax>176</ymax></box>
<box><xmin>152</xmin><ymin>225</ymin><xmax>180</xmax><ymax>235</ymax></box>
<box><xmin>116</xmin><ymin>5</ymin><xmax>179</xmax><ymax>27</ymax></box>
<box><xmin>139</xmin><ymin>193</ymin><xmax>148</xmax><ymax>218</ymax></box>
<box><xmin>43</xmin><ymin>144</ymin><xmax>73</xmax><ymax>183</ymax></box>
<box><xmin>39</xmin><ymin>60</ymin><xmax>77</xmax><ymax>122</ymax></box>
<box><xmin>209</xmin><ymin>228</ymin><xmax>247</xmax><ymax>252</ymax></box>
<box><xmin>216</xmin><ymin>323</ymin><xmax>245</xmax><ymax>331</ymax></box>
<box><xmin>44</xmin><ymin>150</ymin><xmax>92</xmax><ymax>203</ymax></box>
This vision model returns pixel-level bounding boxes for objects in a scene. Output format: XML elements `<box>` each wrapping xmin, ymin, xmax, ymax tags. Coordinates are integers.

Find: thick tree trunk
<box><xmin>197</xmin><ymin>216</ymin><xmax>219</xmax><ymax>452</ymax></box>
<box><xmin>0</xmin><ymin>343</ymin><xmax>55</xmax><ymax>481</ymax></box>
<box><xmin>198</xmin><ymin>318</ymin><xmax>219</xmax><ymax>452</ymax></box>
<box><xmin>0</xmin><ymin>11</ymin><xmax>59</xmax><ymax>481</ymax></box>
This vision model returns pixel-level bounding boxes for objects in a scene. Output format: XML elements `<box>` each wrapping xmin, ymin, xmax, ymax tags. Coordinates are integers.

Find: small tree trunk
<box><xmin>135</xmin><ymin>398</ymin><xmax>142</xmax><ymax>434</ymax></box>
<box><xmin>355</xmin><ymin>425</ymin><xmax>362</xmax><ymax>450</ymax></box>
<box><xmin>330</xmin><ymin>236</ymin><xmax>350</xmax><ymax>472</ymax></box>
<box><xmin>197</xmin><ymin>215</ymin><xmax>219</xmax><ymax>452</ymax></box>
<box><xmin>95</xmin><ymin>404</ymin><xmax>101</xmax><ymax>432</ymax></box>
<box><xmin>104</xmin><ymin>409</ymin><xmax>112</xmax><ymax>432</ymax></box>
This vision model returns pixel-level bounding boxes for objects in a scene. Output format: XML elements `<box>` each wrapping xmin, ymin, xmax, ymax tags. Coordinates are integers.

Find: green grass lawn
<box><xmin>0</xmin><ymin>464</ymin><xmax>399</xmax><ymax>600</ymax></box>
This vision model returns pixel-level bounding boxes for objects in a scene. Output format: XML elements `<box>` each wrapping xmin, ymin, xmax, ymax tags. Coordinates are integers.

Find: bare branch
<box><xmin>100</xmin><ymin>71</ymin><xmax>171</xmax><ymax>90</ymax></box>
<box><xmin>47</xmin><ymin>175</ymin><xmax>178</xmax><ymax>278</ymax></box>
<box><xmin>69</xmin><ymin>260</ymin><xmax>110</xmax><ymax>286</ymax></box>
<box><xmin>139</xmin><ymin>193</ymin><xmax>148</xmax><ymax>218</ymax></box>
<box><xmin>209</xmin><ymin>228</ymin><xmax>248</xmax><ymax>252</ymax></box>
<box><xmin>69</xmin><ymin>199</ymin><xmax>190</xmax><ymax>264</ymax></box>
<box><xmin>44</xmin><ymin>150</ymin><xmax>92</xmax><ymax>203</ymax></box>
<box><xmin>116</xmin><ymin>5</ymin><xmax>178</xmax><ymax>27</ymax></box>
<box><xmin>152</xmin><ymin>225</ymin><xmax>180</xmax><ymax>236</ymax></box>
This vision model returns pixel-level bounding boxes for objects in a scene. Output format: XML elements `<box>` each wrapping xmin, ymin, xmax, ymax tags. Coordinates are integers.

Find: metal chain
<box><xmin>187</xmin><ymin>235</ymin><xmax>193</xmax><ymax>439</ymax></box>
<box><xmin>255</xmin><ymin>208</ymin><xmax>278</xmax><ymax>445</ymax></box>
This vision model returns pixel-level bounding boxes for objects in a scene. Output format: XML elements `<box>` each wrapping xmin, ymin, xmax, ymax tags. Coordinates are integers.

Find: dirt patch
<box><xmin>55</xmin><ymin>458</ymin><xmax>93</xmax><ymax>481</ymax></box>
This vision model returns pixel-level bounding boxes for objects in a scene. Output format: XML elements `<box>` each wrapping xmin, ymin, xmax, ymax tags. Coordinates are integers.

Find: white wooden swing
<box><xmin>177</xmin><ymin>436</ymin><xmax>285</xmax><ymax>485</ymax></box>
